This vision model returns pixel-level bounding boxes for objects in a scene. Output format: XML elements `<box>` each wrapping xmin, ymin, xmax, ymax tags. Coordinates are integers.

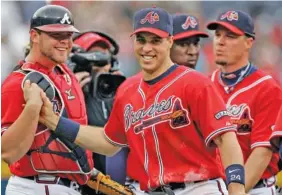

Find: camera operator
<box><xmin>68</xmin><ymin>31</ymin><xmax>127</xmax><ymax>194</ymax></box>
<box><xmin>73</xmin><ymin>32</ymin><xmax>122</xmax><ymax>126</ymax></box>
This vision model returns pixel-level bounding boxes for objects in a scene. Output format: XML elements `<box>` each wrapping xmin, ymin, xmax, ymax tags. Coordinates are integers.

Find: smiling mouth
<box><xmin>55</xmin><ymin>47</ymin><xmax>68</xmax><ymax>51</ymax></box>
<box><xmin>141</xmin><ymin>55</ymin><xmax>155</xmax><ymax>61</ymax></box>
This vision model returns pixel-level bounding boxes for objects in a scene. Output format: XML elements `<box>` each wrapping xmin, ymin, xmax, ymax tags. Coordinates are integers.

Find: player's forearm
<box><xmin>76</xmin><ymin>125</ymin><xmax>121</xmax><ymax>156</ymax></box>
<box><xmin>215</xmin><ymin>132</ymin><xmax>244</xmax><ymax>168</ymax></box>
<box><xmin>215</xmin><ymin>131</ymin><xmax>245</xmax><ymax>193</ymax></box>
<box><xmin>244</xmin><ymin>147</ymin><xmax>273</xmax><ymax>192</ymax></box>
<box><xmin>42</xmin><ymin>115</ymin><xmax>121</xmax><ymax>156</ymax></box>
<box><xmin>1</xmin><ymin>103</ymin><xmax>41</xmax><ymax>164</ymax></box>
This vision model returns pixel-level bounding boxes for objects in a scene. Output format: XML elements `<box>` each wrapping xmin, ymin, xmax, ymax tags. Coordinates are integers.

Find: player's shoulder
<box><xmin>2</xmin><ymin>71</ymin><xmax>26</xmax><ymax>94</ymax></box>
<box><xmin>251</xmin><ymin>69</ymin><xmax>280</xmax><ymax>89</ymax></box>
<box><xmin>116</xmin><ymin>72</ymin><xmax>142</xmax><ymax>96</ymax></box>
<box><xmin>176</xmin><ymin>66</ymin><xmax>214</xmax><ymax>88</ymax></box>
<box><xmin>248</xmin><ymin>69</ymin><xmax>282</xmax><ymax>100</ymax></box>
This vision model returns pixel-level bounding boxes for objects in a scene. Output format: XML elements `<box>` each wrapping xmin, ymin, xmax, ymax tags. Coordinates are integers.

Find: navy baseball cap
<box><xmin>173</xmin><ymin>14</ymin><xmax>209</xmax><ymax>40</ymax></box>
<box><xmin>131</xmin><ymin>7</ymin><xmax>173</xmax><ymax>38</ymax></box>
<box><xmin>207</xmin><ymin>10</ymin><xmax>255</xmax><ymax>38</ymax></box>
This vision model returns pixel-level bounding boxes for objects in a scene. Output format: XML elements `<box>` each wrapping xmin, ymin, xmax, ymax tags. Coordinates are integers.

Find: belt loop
<box><xmin>56</xmin><ymin>176</ymin><xmax>61</xmax><ymax>185</ymax></box>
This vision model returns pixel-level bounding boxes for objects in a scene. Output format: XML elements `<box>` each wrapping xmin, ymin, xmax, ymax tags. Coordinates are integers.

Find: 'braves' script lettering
<box><xmin>124</xmin><ymin>96</ymin><xmax>174</xmax><ymax>131</ymax></box>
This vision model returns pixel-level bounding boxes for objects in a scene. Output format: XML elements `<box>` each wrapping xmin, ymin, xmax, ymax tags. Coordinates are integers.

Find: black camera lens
<box><xmin>98</xmin><ymin>79</ymin><xmax>115</xmax><ymax>98</ymax></box>
<box><xmin>95</xmin><ymin>74</ymin><xmax>126</xmax><ymax>100</ymax></box>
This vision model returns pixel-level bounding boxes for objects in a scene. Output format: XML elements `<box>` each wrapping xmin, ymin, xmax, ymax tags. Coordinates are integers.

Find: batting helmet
<box><xmin>30</xmin><ymin>5</ymin><xmax>79</xmax><ymax>33</ymax></box>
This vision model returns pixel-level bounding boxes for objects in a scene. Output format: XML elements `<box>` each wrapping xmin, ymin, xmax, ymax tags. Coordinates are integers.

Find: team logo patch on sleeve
<box><xmin>228</xmin><ymin>104</ymin><xmax>253</xmax><ymax>133</ymax></box>
<box><xmin>215</xmin><ymin>110</ymin><xmax>229</xmax><ymax>120</ymax></box>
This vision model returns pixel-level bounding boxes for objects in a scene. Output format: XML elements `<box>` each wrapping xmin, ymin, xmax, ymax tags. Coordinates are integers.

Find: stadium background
<box><xmin>1</xmin><ymin>1</ymin><xmax>282</xmax><ymax>194</ymax></box>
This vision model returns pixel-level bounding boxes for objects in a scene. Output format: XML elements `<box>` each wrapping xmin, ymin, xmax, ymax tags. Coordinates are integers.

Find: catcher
<box><xmin>1</xmin><ymin>4</ymin><xmax>133</xmax><ymax>195</ymax></box>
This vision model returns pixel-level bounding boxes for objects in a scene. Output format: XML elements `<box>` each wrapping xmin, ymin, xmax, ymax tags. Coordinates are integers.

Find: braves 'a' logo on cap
<box><xmin>220</xmin><ymin>11</ymin><xmax>239</xmax><ymax>21</ymax></box>
<box><xmin>60</xmin><ymin>13</ymin><xmax>71</xmax><ymax>24</ymax></box>
<box><xmin>181</xmin><ymin>16</ymin><xmax>198</xmax><ymax>30</ymax></box>
<box><xmin>140</xmin><ymin>11</ymin><xmax>159</xmax><ymax>24</ymax></box>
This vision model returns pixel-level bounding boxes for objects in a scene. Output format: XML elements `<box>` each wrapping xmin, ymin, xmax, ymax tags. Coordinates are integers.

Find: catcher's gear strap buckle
<box><xmin>22</xmin><ymin>71</ymin><xmax>55</xmax><ymax>101</ymax></box>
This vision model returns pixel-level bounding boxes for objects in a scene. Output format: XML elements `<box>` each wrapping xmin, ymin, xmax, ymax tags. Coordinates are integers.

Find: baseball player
<box><xmin>170</xmin><ymin>14</ymin><xmax>209</xmax><ymax>69</ymax></box>
<box><xmin>207</xmin><ymin>10</ymin><xmax>282</xmax><ymax>195</ymax></box>
<box><xmin>128</xmin><ymin>13</ymin><xmax>211</xmax><ymax>195</ymax></box>
<box><xmin>24</xmin><ymin>7</ymin><xmax>247</xmax><ymax>195</ymax></box>
<box><xmin>1</xmin><ymin>5</ymin><xmax>94</xmax><ymax>195</ymax></box>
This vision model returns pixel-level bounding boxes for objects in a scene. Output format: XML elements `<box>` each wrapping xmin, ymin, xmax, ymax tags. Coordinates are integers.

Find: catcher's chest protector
<box><xmin>13</xmin><ymin>62</ymin><xmax>93</xmax><ymax>185</ymax></box>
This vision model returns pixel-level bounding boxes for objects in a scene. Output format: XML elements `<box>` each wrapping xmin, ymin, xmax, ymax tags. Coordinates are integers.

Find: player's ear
<box><xmin>244</xmin><ymin>36</ymin><xmax>254</xmax><ymax>50</ymax></box>
<box><xmin>30</xmin><ymin>29</ymin><xmax>40</xmax><ymax>45</ymax></box>
<box><xmin>168</xmin><ymin>36</ymin><xmax>174</xmax><ymax>49</ymax></box>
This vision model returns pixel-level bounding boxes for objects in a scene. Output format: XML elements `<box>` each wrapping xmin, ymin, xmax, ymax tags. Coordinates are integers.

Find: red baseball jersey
<box><xmin>270</xmin><ymin>106</ymin><xmax>282</xmax><ymax>151</ymax></box>
<box><xmin>104</xmin><ymin>65</ymin><xmax>236</xmax><ymax>191</ymax></box>
<box><xmin>211</xmin><ymin>68</ymin><xmax>282</xmax><ymax>179</ymax></box>
<box><xmin>1</xmin><ymin>62</ymin><xmax>93</xmax><ymax>184</ymax></box>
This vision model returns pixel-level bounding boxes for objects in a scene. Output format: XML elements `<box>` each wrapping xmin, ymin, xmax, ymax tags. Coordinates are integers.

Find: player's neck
<box><xmin>220</xmin><ymin>58</ymin><xmax>249</xmax><ymax>73</ymax></box>
<box><xmin>25</xmin><ymin>50</ymin><xmax>56</xmax><ymax>71</ymax></box>
<box><xmin>143</xmin><ymin>58</ymin><xmax>174</xmax><ymax>81</ymax></box>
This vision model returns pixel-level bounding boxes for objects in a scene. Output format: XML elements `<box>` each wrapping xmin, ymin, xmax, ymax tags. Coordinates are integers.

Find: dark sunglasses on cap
<box><xmin>34</xmin><ymin>29</ymin><xmax>73</xmax><ymax>40</ymax></box>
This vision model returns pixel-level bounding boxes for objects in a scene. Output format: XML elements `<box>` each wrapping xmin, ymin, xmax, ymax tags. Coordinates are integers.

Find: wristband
<box><xmin>225</xmin><ymin>164</ymin><xmax>245</xmax><ymax>186</ymax></box>
<box><xmin>55</xmin><ymin>117</ymin><xmax>80</xmax><ymax>142</ymax></box>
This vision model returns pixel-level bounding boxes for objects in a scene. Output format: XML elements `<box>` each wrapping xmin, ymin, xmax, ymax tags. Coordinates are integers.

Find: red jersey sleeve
<box><xmin>270</xmin><ymin>106</ymin><xmax>282</xmax><ymax>151</ymax></box>
<box><xmin>1</xmin><ymin>73</ymin><xmax>25</xmax><ymax>134</ymax></box>
<box><xmin>189</xmin><ymin>82</ymin><xmax>236</xmax><ymax>148</ymax></box>
<box><xmin>251</xmin><ymin>85</ymin><xmax>282</xmax><ymax>150</ymax></box>
<box><xmin>104</xmin><ymin>90</ymin><xmax>127</xmax><ymax>147</ymax></box>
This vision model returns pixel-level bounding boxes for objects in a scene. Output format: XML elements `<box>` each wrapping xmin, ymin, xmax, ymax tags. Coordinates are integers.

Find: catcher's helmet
<box><xmin>30</xmin><ymin>5</ymin><xmax>79</xmax><ymax>32</ymax></box>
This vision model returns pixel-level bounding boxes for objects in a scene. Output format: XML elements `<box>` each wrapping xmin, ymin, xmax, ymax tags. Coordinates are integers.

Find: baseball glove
<box><xmin>87</xmin><ymin>169</ymin><xmax>135</xmax><ymax>195</ymax></box>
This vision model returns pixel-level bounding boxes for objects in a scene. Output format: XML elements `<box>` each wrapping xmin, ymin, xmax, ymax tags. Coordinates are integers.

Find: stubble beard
<box><xmin>41</xmin><ymin>48</ymin><xmax>64</xmax><ymax>64</ymax></box>
<box><xmin>215</xmin><ymin>60</ymin><xmax>228</xmax><ymax>66</ymax></box>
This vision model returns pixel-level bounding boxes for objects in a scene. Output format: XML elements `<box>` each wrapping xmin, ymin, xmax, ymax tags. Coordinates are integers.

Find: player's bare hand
<box><xmin>75</xmin><ymin>71</ymin><xmax>91</xmax><ymax>88</ymax></box>
<box><xmin>23</xmin><ymin>80</ymin><xmax>43</xmax><ymax>107</ymax></box>
<box><xmin>39</xmin><ymin>92</ymin><xmax>59</xmax><ymax>131</ymax></box>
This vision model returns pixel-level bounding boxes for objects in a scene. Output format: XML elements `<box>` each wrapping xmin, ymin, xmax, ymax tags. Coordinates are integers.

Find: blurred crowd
<box><xmin>2</xmin><ymin>1</ymin><xmax>282</xmax><ymax>84</ymax></box>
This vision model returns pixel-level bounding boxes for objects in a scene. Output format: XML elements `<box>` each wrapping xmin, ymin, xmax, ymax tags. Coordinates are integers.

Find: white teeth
<box><xmin>56</xmin><ymin>48</ymin><xmax>66</xmax><ymax>51</ymax></box>
<box><xmin>143</xmin><ymin>56</ymin><xmax>153</xmax><ymax>60</ymax></box>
